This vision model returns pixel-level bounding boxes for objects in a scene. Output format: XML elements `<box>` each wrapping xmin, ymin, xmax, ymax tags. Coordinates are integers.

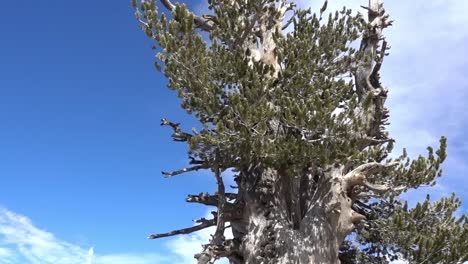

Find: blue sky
<box><xmin>0</xmin><ymin>0</ymin><xmax>467</xmax><ymax>263</ymax></box>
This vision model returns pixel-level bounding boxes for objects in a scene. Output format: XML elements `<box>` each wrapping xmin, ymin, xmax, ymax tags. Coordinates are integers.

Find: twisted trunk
<box><xmin>229</xmin><ymin>166</ymin><xmax>362</xmax><ymax>264</ymax></box>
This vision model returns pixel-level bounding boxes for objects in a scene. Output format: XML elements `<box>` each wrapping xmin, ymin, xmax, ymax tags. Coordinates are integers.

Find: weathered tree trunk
<box><xmin>229</xmin><ymin>165</ymin><xmax>362</xmax><ymax>264</ymax></box>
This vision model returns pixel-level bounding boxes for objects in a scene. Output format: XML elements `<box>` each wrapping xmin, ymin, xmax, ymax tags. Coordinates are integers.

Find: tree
<box><xmin>132</xmin><ymin>0</ymin><xmax>468</xmax><ymax>263</ymax></box>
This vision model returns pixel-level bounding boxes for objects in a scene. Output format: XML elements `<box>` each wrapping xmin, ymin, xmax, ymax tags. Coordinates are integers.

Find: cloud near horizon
<box><xmin>0</xmin><ymin>207</ymin><xmax>228</xmax><ymax>264</ymax></box>
<box><xmin>0</xmin><ymin>207</ymin><xmax>174</xmax><ymax>264</ymax></box>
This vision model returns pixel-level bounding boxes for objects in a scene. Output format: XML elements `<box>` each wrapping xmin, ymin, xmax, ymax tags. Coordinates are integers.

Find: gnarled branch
<box><xmin>344</xmin><ymin>161</ymin><xmax>399</xmax><ymax>194</ymax></box>
<box><xmin>347</xmin><ymin>161</ymin><xmax>399</xmax><ymax>176</ymax></box>
<box><xmin>160</xmin><ymin>118</ymin><xmax>193</xmax><ymax>142</ymax></box>
<box><xmin>353</xmin><ymin>0</ymin><xmax>393</xmax><ymax>148</ymax></box>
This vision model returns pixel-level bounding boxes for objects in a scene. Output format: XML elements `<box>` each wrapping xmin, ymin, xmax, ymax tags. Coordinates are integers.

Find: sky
<box><xmin>0</xmin><ymin>0</ymin><xmax>467</xmax><ymax>263</ymax></box>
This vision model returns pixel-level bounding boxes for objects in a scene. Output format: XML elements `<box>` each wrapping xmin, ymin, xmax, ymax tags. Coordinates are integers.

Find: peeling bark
<box><xmin>229</xmin><ymin>165</ymin><xmax>367</xmax><ymax>264</ymax></box>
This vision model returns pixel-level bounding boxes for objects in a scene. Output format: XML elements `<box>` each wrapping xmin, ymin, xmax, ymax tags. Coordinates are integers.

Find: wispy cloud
<box><xmin>0</xmin><ymin>207</ymin><xmax>230</xmax><ymax>264</ymax></box>
<box><xmin>380</xmin><ymin>0</ymin><xmax>468</xmax><ymax>202</ymax></box>
<box><xmin>0</xmin><ymin>207</ymin><xmax>175</xmax><ymax>264</ymax></box>
<box><xmin>165</xmin><ymin>227</ymin><xmax>215</xmax><ymax>263</ymax></box>
<box><xmin>0</xmin><ymin>247</ymin><xmax>17</xmax><ymax>264</ymax></box>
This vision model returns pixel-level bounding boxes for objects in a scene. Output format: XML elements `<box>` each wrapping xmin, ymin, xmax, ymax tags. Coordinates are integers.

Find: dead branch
<box><xmin>344</xmin><ymin>161</ymin><xmax>399</xmax><ymax>194</ymax></box>
<box><xmin>353</xmin><ymin>0</ymin><xmax>393</xmax><ymax>148</ymax></box>
<box><xmin>348</xmin><ymin>161</ymin><xmax>399</xmax><ymax>177</ymax></box>
<box><xmin>162</xmin><ymin>164</ymin><xmax>209</xmax><ymax>177</ymax></box>
<box><xmin>160</xmin><ymin>118</ymin><xmax>193</xmax><ymax>142</ymax></box>
<box><xmin>186</xmin><ymin>192</ymin><xmax>237</xmax><ymax>206</ymax></box>
<box><xmin>189</xmin><ymin>156</ymin><xmax>206</xmax><ymax>165</ymax></box>
<box><xmin>148</xmin><ymin>218</ymin><xmax>216</xmax><ymax>239</ymax></box>
<box><xmin>280</xmin><ymin>1</ymin><xmax>296</xmax><ymax>30</ymax></box>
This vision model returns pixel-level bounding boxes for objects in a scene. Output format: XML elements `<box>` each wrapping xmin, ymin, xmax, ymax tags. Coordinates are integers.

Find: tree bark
<box><xmin>230</xmin><ymin>165</ymin><xmax>363</xmax><ymax>264</ymax></box>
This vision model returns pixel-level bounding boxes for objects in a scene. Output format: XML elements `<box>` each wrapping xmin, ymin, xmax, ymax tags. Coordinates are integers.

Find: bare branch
<box><xmin>362</xmin><ymin>181</ymin><xmax>391</xmax><ymax>194</ymax></box>
<box><xmin>162</xmin><ymin>165</ymin><xmax>208</xmax><ymax>177</ymax></box>
<box><xmin>160</xmin><ymin>118</ymin><xmax>193</xmax><ymax>142</ymax></box>
<box><xmin>280</xmin><ymin>1</ymin><xmax>298</xmax><ymax>30</ymax></box>
<box><xmin>347</xmin><ymin>161</ymin><xmax>399</xmax><ymax>177</ymax></box>
<box><xmin>160</xmin><ymin>0</ymin><xmax>175</xmax><ymax>11</ymax></box>
<box><xmin>148</xmin><ymin>218</ymin><xmax>216</xmax><ymax>239</ymax></box>
<box><xmin>186</xmin><ymin>192</ymin><xmax>237</xmax><ymax>206</ymax></box>
<box><xmin>194</xmin><ymin>217</ymin><xmax>214</xmax><ymax>225</ymax></box>
<box><xmin>189</xmin><ymin>156</ymin><xmax>206</xmax><ymax>165</ymax></box>
<box><xmin>344</xmin><ymin>161</ymin><xmax>399</xmax><ymax>194</ymax></box>
<box><xmin>282</xmin><ymin>15</ymin><xmax>295</xmax><ymax>31</ymax></box>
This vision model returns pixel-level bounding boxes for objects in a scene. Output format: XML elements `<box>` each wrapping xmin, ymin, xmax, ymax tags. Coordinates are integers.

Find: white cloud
<box><xmin>380</xmin><ymin>0</ymin><xmax>468</xmax><ymax>201</ymax></box>
<box><xmin>0</xmin><ymin>207</ymin><xmax>231</xmax><ymax>264</ymax></box>
<box><xmin>86</xmin><ymin>248</ymin><xmax>93</xmax><ymax>264</ymax></box>
<box><xmin>165</xmin><ymin>227</ymin><xmax>214</xmax><ymax>263</ymax></box>
<box><xmin>92</xmin><ymin>253</ymin><xmax>169</xmax><ymax>264</ymax></box>
<box><xmin>0</xmin><ymin>207</ymin><xmax>178</xmax><ymax>264</ymax></box>
<box><xmin>0</xmin><ymin>247</ymin><xmax>17</xmax><ymax>264</ymax></box>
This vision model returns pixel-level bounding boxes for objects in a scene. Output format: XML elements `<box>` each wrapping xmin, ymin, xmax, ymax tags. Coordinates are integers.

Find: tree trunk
<box><xmin>231</xmin><ymin>165</ymin><xmax>361</xmax><ymax>264</ymax></box>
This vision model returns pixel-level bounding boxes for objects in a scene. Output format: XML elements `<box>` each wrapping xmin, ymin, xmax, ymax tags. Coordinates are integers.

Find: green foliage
<box><xmin>353</xmin><ymin>194</ymin><xmax>468</xmax><ymax>264</ymax></box>
<box><xmin>136</xmin><ymin>0</ymin><xmax>369</xmax><ymax>171</ymax></box>
<box><xmin>389</xmin><ymin>194</ymin><xmax>468</xmax><ymax>263</ymax></box>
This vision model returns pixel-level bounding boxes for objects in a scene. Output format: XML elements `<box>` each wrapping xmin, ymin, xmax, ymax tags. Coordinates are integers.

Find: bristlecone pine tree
<box><xmin>132</xmin><ymin>0</ymin><xmax>468</xmax><ymax>263</ymax></box>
